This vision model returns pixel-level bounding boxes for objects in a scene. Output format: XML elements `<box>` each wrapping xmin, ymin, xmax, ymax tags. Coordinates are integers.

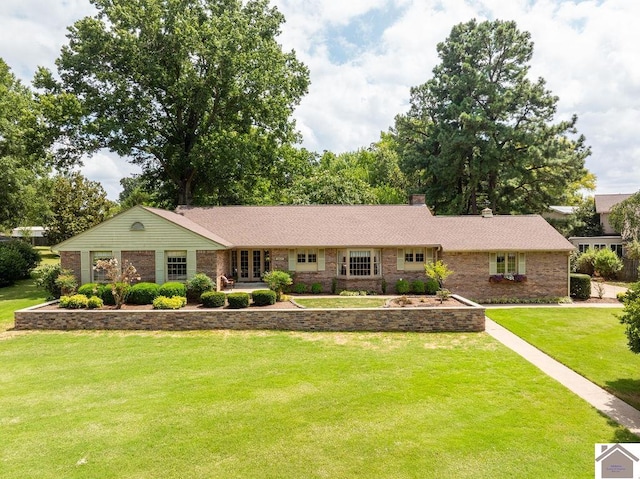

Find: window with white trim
<box><xmin>610</xmin><ymin>244</ymin><xmax>624</xmax><ymax>257</ymax></box>
<box><xmin>92</xmin><ymin>251</ymin><xmax>113</xmax><ymax>282</ymax></box>
<box><xmin>578</xmin><ymin>244</ymin><xmax>589</xmax><ymax>254</ymax></box>
<box><xmin>491</xmin><ymin>252</ymin><xmax>526</xmax><ymax>275</ymax></box>
<box><xmin>404</xmin><ymin>248</ymin><xmax>428</xmax><ymax>264</ymax></box>
<box><xmin>337</xmin><ymin>249</ymin><xmax>381</xmax><ymax>277</ymax></box>
<box><xmin>297</xmin><ymin>249</ymin><xmax>317</xmax><ymax>264</ymax></box>
<box><xmin>166</xmin><ymin>251</ymin><xmax>187</xmax><ymax>281</ymax></box>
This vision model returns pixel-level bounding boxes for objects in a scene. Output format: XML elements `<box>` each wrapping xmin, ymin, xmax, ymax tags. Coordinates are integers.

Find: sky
<box><xmin>1</xmin><ymin>0</ymin><xmax>639</xmax><ymax>201</ymax></box>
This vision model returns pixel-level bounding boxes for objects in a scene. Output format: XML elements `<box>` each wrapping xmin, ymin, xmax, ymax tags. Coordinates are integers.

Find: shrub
<box><xmin>436</xmin><ymin>289</ymin><xmax>451</xmax><ymax>303</ymax></box>
<box><xmin>98</xmin><ymin>283</ymin><xmax>129</xmax><ymax>306</ymax></box>
<box><xmin>262</xmin><ymin>270</ymin><xmax>292</xmax><ymax>301</ymax></box>
<box><xmin>410</xmin><ymin>280</ymin><xmax>425</xmax><ymax>294</ymax></box>
<box><xmin>153</xmin><ymin>295</ymin><xmax>186</xmax><ymax>309</ymax></box>
<box><xmin>59</xmin><ymin>294</ymin><xmax>89</xmax><ymax>309</ymax></box>
<box><xmin>0</xmin><ymin>247</ymin><xmax>27</xmax><ymax>287</ymax></box>
<box><xmin>395</xmin><ymin>279</ymin><xmax>410</xmax><ymax>294</ymax></box>
<box><xmin>186</xmin><ymin>273</ymin><xmax>215</xmax><ymax>301</ymax></box>
<box><xmin>570</xmin><ymin>273</ymin><xmax>591</xmax><ymax>300</ymax></box>
<box><xmin>93</xmin><ymin>258</ymin><xmax>141</xmax><ymax>309</ymax></box>
<box><xmin>381</xmin><ymin>278</ymin><xmax>387</xmax><ymax>294</ymax></box>
<box><xmin>252</xmin><ymin>289</ymin><xmax>277</xmax><ymax>306</ymax></box>
<box><xmin>311</xmin><ymin>283</ymin><xmax>323</xmax><ymax>294</ymax></box>
<box><xmin>575</xmin><ymin>248</ymin><xmax>597</xmax><ymax>276</ymax></box>
<box><xmin>55</xmin><ymin>273</ymin><xmax>78</xmax><ymax>296</ymax></box>
<box><xmin>293</xmin><ymin>283</ymin><xmax>308</xmax><ymax>294</ymax></box>
<box><xmin>159</xmin><ymin>281</ymin><xmax>187</xmax><ymax>298</ymax></box>
<box><xmin>619</xmin><ymin>282</ymin><xmax>640</xmax><ymax>353</ymax></box>
<box><xmin>87</xmin><ymin>295</ymin><xmax>104</xmax><ymax>309</ymax></box>
<box><xmin>331</xmin><ymin>277</ymin><xmax>338</xmax><ymax>295</ymax></box>
<box><xmin>227</xmin><ymin>292</ymin><xmax>250</xmax><ymax>309</ymax></box>
<box><xmin>34</xmin><ymin>264</ymin><xmax>66</xmax><ymax>299</ymax></box>
<box><xmin>127</xmin><ymin>282</ymin><xmax>160</xmax><ymax>305</ymax></box>
<box><xmin>0</xmin><ymin>240</ymin><xmax>40</xmax><ymax>279</ymax></box>
<box><xmin>425</xmin><ymin>278</ymin><xmax>439</xmax><ymax>295</ymax></box>
<box><xmin>78</xmin><ymin>283</ymin><xmax>100</xmax><ymax>297</ymax></box>
<box><xmin>617</xmin><ymin>291</ymin><xmax>627</xmax><ymax>303</ymax></box>
<box><xmin>201</xmin><ymin>291</ymin><xmax>226</xmax><ymax>308</ymax></box>
<box><xmin>593</xmin><ymin>248</ymin><xmax>623</xmax><ymax>280</ymax></box>
<box><xmin>425</xmin><ymin>260</ymin><xmax>454</xmax><ymax>289</ymax></box>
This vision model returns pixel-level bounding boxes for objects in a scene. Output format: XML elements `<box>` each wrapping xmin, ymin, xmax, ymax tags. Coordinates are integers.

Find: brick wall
<box><xmin>442</xmin><ymin>251</ymin><xmax>569</xmax><ymax>301</ymax></box>
<box><xmin>15</xmin><ymin>298</ymin><xmax>485</xmax><ymax>333</ymax></box>
<box><xmin>60</xmin><ymin>251</ymin><xmax>81</xmax><ymax>279</ymax></box>
<box><xmin>195</xmin><ymin>250</ymin><xmax>217</xmax><ymax>282</ymax></box>
<box><xmin>122</xmin><ymin>250</ymin><xmax>155</xmax><ymax>282</ymax></box>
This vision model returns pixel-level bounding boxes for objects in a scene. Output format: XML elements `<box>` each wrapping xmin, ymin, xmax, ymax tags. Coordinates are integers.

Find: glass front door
<box><xmin>234</xmin><ymin>250</ymin><xmax>269</xmax><ymax>282</ymax></box>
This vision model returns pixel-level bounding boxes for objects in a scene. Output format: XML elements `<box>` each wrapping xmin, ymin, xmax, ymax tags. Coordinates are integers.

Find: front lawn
<box><xmin>487</xmin><ymin>307</ymin><xmax>640</xmax><ymax>409</ymax></box>
<box><xmin>0</xmin><ymin>279</ymin><xmax>48</xmax><ymax>332</ymax></box>
<box><xmin>0</xmin><ymin>328</ymin><xmax>635</xmax><ymax>478</ymax></box>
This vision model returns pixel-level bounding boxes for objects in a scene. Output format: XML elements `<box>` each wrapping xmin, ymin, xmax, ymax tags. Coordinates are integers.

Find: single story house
<box><xmin>11</xmin><ymin>226</ymin><xmax>48</xmax><ymax>246</ymax></box>
<box><xmin>54</xmin><ymin>196</ymin><xmax>575</xmax><ymax>301</ymax></box>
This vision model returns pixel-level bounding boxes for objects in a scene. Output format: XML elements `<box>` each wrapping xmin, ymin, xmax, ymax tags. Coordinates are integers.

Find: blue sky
<box><xmin>1</xmin><ymin>0</ymin><xmax>639</xmax><ymax>200</ymax></box>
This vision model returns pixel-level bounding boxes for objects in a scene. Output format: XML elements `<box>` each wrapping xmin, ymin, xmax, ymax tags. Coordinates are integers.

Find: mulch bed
<box><xmin>385</xmin><ymin>296</ymin><xmax>462</xmax><ymax>308</ymax></box>
<box><xmin>37</xmin><ymin>300</ymin><xmax>301</xmax><ymax>311</ymax></box>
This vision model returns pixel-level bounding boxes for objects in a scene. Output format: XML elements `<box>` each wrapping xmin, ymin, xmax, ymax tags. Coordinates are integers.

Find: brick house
<box><xmin>54</xmin><ymin>197</ymin><xmax>574</xmax><ymax>301</ymax></box>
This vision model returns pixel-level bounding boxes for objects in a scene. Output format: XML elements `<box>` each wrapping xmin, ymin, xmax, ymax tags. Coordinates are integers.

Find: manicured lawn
<box><xmin>487</xmin><ymin>307</ymin><xmax>640</xmax><ymax>409</ymax></box>
<box><xmin>0</xmin><ymin>328</ymin><xmax>635</xmax><ymax>478</ymax></box>
<box><xmin>0</xmin><ymin>279</ymin><xmax>48</xmax><ymax>332</ymax></box>
<box><xmin>294</xmin><ymin>297</ymin><xmax>387</xmax><ymax>308</ymax></box>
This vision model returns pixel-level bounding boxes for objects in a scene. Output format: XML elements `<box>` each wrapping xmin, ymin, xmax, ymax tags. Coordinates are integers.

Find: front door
<box><xmin>234</xmin><ymin>250</ymin><xmax>270</xmax><ymax>282</ymax></box>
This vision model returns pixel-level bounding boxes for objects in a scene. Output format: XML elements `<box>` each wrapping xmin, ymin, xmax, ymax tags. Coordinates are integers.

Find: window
<box><xmin>611</xmin><ymin>244</ymin><xmax>624</xmax><ymax>257</ymax></box>
<box><xmin>404</xmin><ymin>248</ymin><xmax>426</xmax><ymax>263</ymax></box>
<box><xmin>594</xmin><ymin>244</ymin><xmax>606</xmax><ymax>251</ymax></box>
<box><xmin>578</xmin><ymin>244</ymin><xmax>589</xmax><ymax>253</ymax></box>
<box><xmin>297</xmin><ymin>249</ymin><xmax>317</xmax><ymax>264</ymax></box>
<box><xmin>491</xmin><ymin>252</ymin><xmax>525</xmax><ymax>276</ymax></box>
<box><xmin>92</xmin><ymin>251</ymin><xmax>113</xmax><ymax>282</ymax></box>
<box><xmin>166</xmin><ymin>251</ymin><xmax>187</xmax><ymax>281</ymax></box>
<box><xmin>337</xmin><ymin>249</ymin><xmax>381</xmax><ymax>277</ymax></box>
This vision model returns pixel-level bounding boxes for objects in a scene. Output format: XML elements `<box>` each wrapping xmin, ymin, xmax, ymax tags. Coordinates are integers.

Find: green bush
<box><xmin>395</xmin><ymin>279</ymin><xmax>410</xmax><ymax>294</ymax></box>
<box><xmin>34</xmin><ymin>264</ymin><xmax>66</xmax><ymax>299</ymax></box>
<box><xmin>87</xmin><ymin>295</ymin><xmax>104</xmax><ymax>309</ymax></box>
<box><xmin>410</xmin><ymin>280</ymin><xmax>426</xmax><ymax>294</ymax></box>
<box><xmin>617</xmin><ymin>291</ymin><xmax>627</xmax><ymax>303</ymax></box>
<box><xmin>0</xmin><ymin>247</ymin><xmax>27</xmax><ymax>287</ymax></box>
<box><xmin>293</xmin><ymin>283</ymin><xmax>308</xmax><ymax>294</ymax></box>
<box><xmin>200</xmin><ymin>291</ymin><xmax>226</xmax><ymax>308</ymax></box>
<box><xmin>311</xmin><ymin>283</ymin><xmax>323</xmax><ymax>294</ymax></box>
<box><xmin>570</xmin><ymin>273</ymin><xmax>591</xmax><ymax>300</ymax></box>
<box><xmin>186</xmin><ymin>273</ymin><xmax>215</xmax><ymax>301</ymax></box>
<box><xmin>425</xmin><ymin>278</ymin><xmax>439</xmax><ymax>295</ymax></box>
<box><xmin>127</xmin><ymin>282</ymin><xmax>160</xmax><ymax>304</ymax></box>
<box><xmin>59</xmin><ymin>294</ymin><xmax>89</xmax><ymax>309</ymax></box>
<box><xmin>227</xmin><ymin>292</ymin><xmax>250</xmax><ymax>309</ymax></box>
<box><xmin>262</xmin><ymin>270</ymin><xmax>292</xmax><ymax>301</ymax></box>
<box><xmin>0</xmin><ymin>240</ymin><xmax>40</xmax><ymax>279</ymax></box>
<box><xmin>152</xmin><ymin>295</ymin><xmax>186</xmax><ymax>309</ymax></box>
<box><xmin>98</xmin><ymin>283</ymin><xmax>129</xmax><ymax>306</ymax></box>
<box><xmin>78</xmin><ymin>283</ymin><xmax>100</xmax><ymax>297</ymax></box>
<box><xmin>575</xmin><ymin>248</ymin><xmax>597</xmax><ymax>276</ymax></box>
<box><xmin>593</xmin><ymin>248</ymin><xmax>623</xmax><ymax>280</ymax></box>
<box><xmin>159</xmin><ymin>281</ymin><xmax>187</xmax><ymax>298</ymax></box>
<box><xmin>252</xmin><ymin>289</ymin><xmax>277</xmax><ymax>306</ymax></box>
<box><xmin>55</xmin><ymin>273</ymin><xmax>78</xmax><ymax>296</ymax></box>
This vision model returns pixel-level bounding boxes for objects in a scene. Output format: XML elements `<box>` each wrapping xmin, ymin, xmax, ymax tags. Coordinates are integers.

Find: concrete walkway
<box><xmin>485</xmin><ymin>318</ymin><xmax>640</xmax><ymax>436</ymax></box>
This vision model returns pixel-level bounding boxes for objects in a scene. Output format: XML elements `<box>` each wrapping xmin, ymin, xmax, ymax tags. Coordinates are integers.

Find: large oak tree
<box><xmin>394</xmin><ymin>19</ymin><xmax>591</xmax><ymax>215</ymax></box>
<box><xmin>39</xmin><ymin>0</ymin><xmax>309</xmax><ymax>206</ymax></box>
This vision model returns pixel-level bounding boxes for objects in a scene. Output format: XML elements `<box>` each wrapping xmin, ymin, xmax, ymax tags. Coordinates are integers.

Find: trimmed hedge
<box><xmin>159</xmin><ymin>282</ymin><xmax>187</xmax><ymax>298</ymax></box>
<box><xmin>570</xmin><ymin>273</ymin><xmax>591</xmax><ymax>300</ymax></box>
<box><xmin>127</xmin><ymin>282</ymin><xmax>160</xmax><ymax>305</ymax></box>
<box><xmin>425</xmin><ymin>278</ymin><xmax>439</xmax><ymax>295</ymax></box>
<box><xmin>87</xmin><ymin>295</ymin><xmax>104</xmax><ymax>309</ymax></box>
<box><xmin>201</xmin><ymin>291</ymin><xmax>226</xmax><ymax>308</ymax></box>
<box><xmin>410</xmin><ymin>280</ymin><xmax>425</xmax><ymax>294</ymax></box>
<box><xmin>153</xmin><ymin>295</ymin><xmax>186</xmax><ymax>310</ymax></box>
<box><xmin>252</xmin><ymin>289</ymin><xmax>277</xmax><ymax>306</ymax></box>
<box><xmin>59</xmin><ymin>294</ymin><xmax>89</xmax><ymax>309</ymax></box>
<box><xmin>293</xmin><ymin>283</ymin><xmax>308</xmax><ymax>294</ymax></box>
<box><xmin>78</xmin><ymin>283</ymin><xmax>100</xmax><ymax>297</ymax></box>
<box><xmin>395</xmin><ymin>279</ymin><xmax>410</xmax><ymax>294</ymax></box>
<box><xmin>227</xmin><ymin>292</ymin><xmax>250</xmax><ymax>309</ymax></box>
<box><xmin>311</xmin><ymin>283</ymin><xmax>323</xmax><ymax>294</ymax></box>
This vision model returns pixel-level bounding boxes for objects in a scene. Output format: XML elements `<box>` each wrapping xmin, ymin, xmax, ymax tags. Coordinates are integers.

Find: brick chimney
<box><xmin>409</xmin><ymin>194</ymin><xmax>426</xmax><ymax>206</ymax></box>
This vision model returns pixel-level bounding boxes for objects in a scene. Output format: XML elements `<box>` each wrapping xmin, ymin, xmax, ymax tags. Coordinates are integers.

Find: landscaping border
<box><xmin>14</xmin><ymin>295</ymin><xmax>485</xmax><ymax>332</ymax></box>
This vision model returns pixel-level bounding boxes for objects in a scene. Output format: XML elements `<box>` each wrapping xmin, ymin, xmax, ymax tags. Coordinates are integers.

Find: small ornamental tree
<box><xmin>425</xmin><ymin>260</ymin><xmax>454</xmax><ymax>290</ymax></box>
<box><xmin>94</xmin><ymin>258</ymin><xmax>141</xmax><ymax>309</ymax></box>
<box><xmin>262</xmin><ymin>270</ymin><xmax>292</xmax><ymax>301</ymax></box>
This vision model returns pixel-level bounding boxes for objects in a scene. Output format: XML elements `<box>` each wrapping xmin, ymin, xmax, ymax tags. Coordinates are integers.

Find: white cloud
<box><xmin>1</xmin><ymin>0</ymin><xmax>639</xmax><ymax>199</ymax></box>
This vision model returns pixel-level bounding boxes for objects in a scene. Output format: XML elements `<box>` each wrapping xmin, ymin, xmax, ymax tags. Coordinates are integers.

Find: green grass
<box><xmin>294</xmin><ymin>297</ymin><xmax>387</xmax><ymax>308</ymax></box>
<box><xmin>487</xmin><ymin>307</ymin><xmax>640</xmax><ymax>409</ymax></box>
<box><xmin>0</xmin><ymin>279</ymin><xmax>48</xmax><ymax>332</ymax></box>
<box><xmin>0</xmin><ymin>329</ymin><xmax>635</xmax><ymax>478</ymax></box>
<box><xmin>35</xmin><ymin>246</ymin><xmax>60</xmax><ymax>266</ymax></box>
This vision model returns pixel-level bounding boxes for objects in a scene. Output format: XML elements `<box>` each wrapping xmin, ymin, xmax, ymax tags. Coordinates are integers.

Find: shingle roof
<box><xmin>595</xmin><ymin>194</ymin><xmax>632</xmax><ymax>213</ymax></box>
<box><xmin>172</xmin><ymin>205</ymin><xmax>574</xmax><ymax>252</ymax></box>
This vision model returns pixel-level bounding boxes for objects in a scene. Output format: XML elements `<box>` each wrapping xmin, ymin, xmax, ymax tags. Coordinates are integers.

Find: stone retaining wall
<box><xmin>14</xmin><ymin>296</ymin><xmax>484</xmax><ymax>333</ymax></box>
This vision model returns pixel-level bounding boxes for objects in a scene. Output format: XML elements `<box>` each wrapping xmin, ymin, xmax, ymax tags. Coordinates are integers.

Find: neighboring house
<box><xmin>11</xmin><ymin>226</ymin><xmax>48</xmax><ymax>246</ymax></box>
<box><xmin>54</xmin><ymin>196</ymin><xmax>574</xmax><ymax>301</ymax></box>
<box><xmin>542</xmin><ymin>205</ymin><xmax>578</xmax><ymax>221</ymax></box>
<box><xmin>568</xmin><ymin>193</ymin><xmax>632</xmax><ymax>257</ymax></box>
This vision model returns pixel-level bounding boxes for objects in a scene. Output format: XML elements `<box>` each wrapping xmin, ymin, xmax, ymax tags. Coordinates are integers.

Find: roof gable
<box><xmin>595</xmin><ymin>194</ymin><xmax>633</xmax><ymax>213</ymax></box>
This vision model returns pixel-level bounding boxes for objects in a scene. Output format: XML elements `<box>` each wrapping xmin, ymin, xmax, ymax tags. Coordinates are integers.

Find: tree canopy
<box><xmin>393</xmin><ymin>19</ymin><xmax>591</xmax><ymax>215</ymax></box>
<box><xmin>39</xmin><ymin>0</ymin><xmax>310</xmax><ymax>207</ymax></box>
<box><xmin>609</xmin><ymin>191</ymin><xmax>640</xmax><ymax>242</ymax></box>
